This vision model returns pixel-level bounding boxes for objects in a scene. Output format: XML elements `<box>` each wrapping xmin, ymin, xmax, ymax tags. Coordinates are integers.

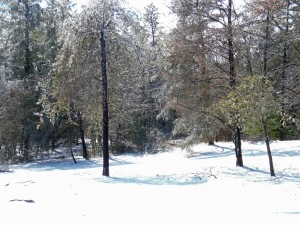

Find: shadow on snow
<box><xmin>10</xmin><ymin>156</ymin><xmax>135</xmax><ymax>172</ymax></box>
<box><xmin>93</xmin><ymin>173</ymin><xmax>207</xmax><ymax>186</ymax></box>
<box><xmin>189</xmin><ymin>144</ymin><xmax>235</xmax><ymax>160</ymax></box>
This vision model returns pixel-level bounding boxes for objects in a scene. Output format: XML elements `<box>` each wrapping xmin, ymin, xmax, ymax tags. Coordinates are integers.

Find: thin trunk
<box><xmin>77</xmin><ymin>112</ymin><xmax>88</xmax><ymax>159</ymax></box>
<box><xmin>21</xmin><ymin>1</ymin><xmax>32</xmax><ymax>163</ymax></box>
<box><xmin>91</xmin><ymin>128</ymin><xmax>97</xmax><ymax>157</ymax></box>
<box><xmin>262</xmin><ymin>117</ymin><xmax>275</xmax><ymax>176</ymax></box>
<box><xmin>228</xmin><ymin>0</ymin><xmax>243</xmax><ymax>166</ymax></box>
<box><xmin>70</xmin><ymin>148</ymin><xmax>77</xmax><ymax>164</ymax></box>
<box><xmin>24</xmin><ymin>135</ymin><xmax>30</xmax><ymax>157</ymax></box>
<box><xmin>51</xmin><ymin>129</ymin><xmax>56</xmax><ymax>151</ymax></box>
<box><xmin>263</xmin><ymin>12</ymin><xmax>270</xmax><ymax>78</ymax></box>
<box><xmin>51</xmin><ymin>117</ymin><xmax>61</xmax><ymax>151</ymax></box>
<box><xmin>234</xmin><ymin>127</ymin><xmax>243</xmax><ymax>167</ymax></box>
<box><xmin>262</xmin><ymin>11</ymin><xmax>275</xmax><ymax>176</ymax></box>
<box><xmin>51</xmin><ymin>124</ymin><xmax>58</xmax><ymax>151</ymax></box>
<box><xmin>101</xmin><ymin>29</ymin><xmax>109</xmax><ymax>177</ymax></box>
<box><xmin>282</xmin><ymin>0</ymin><xmax>289</xmax><ymax>74</ymax></box>
<box><xmin>244</xmin><ymin>34</ymin><xmax>253</xmax><ymax>76</ymax></box>
<box><xmin>151</xmin><ymin>19</ymin><xmax>156</xmax><ymax>46</ymax></box>
<box><xmin>280</xmin><ymin>0</ymin><xmax>290</xmax><ymax>140</ymax></box>
<box><xmin>228</xmin><ymin>0</ymin><xmax>235</xmax><ymax>88</ymax></box>
<box><xmin>24</xmin><ymin>0</ymin><xmax>32</xmax><ymax>77</ymax></box>
<box><xmin>22</xmin><ymin>131</ymin><xmax>30</xmax><ymax>162</ymax></box>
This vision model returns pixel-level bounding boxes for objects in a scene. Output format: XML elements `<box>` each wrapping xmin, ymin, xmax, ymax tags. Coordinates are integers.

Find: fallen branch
<box><xmin>10</xmin><ymin>199</ymin><xmax>35</xmax><ymax>203</ymax></box>
<box><xmin>192</xmin><ymin>168</ymin><xmax>218</xmax><ymax>179</ymax></box>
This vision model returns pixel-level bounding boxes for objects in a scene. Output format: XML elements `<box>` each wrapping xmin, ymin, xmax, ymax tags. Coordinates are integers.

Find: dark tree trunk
<box><xmin>262</xmin><ymin>118</ymin><xmax>275</xmax><ymax>176</ymax></box>
<box><xmin>77</xmin><ymin>112</ymin><xmax>88</xmax><ymax>159</ymax></box>
<box><xmin>91</xmin><ymin>128</ymin><xmax>97</xmax><ymax>157</ymax></box>
<box><xmin>101</xmin><ymin>29</ymin><xmax>109</xmax><ymax>177</ymax></box>
<box><xmin>51</xmin><ymin>116</ymin><xmax>62</xmax><ymax>151</ymax></box>
<box><xmin>51</xmin><ymin>128</ymin><xmax>56</xmax><ymax>151</ymax></box>
<box><xmin>23</xmin><ymin>133</ymin><xmax>30</xmax><ymax>162</ymax></box>
<box><xmin>261</xmin><ymin>16</ymin><xmax>275</xmax><ymax>176</ymax></box>
<box><xmin>151</xmin><ymin>24</ymin><xmax>156</xmax><ymax>46</ymax></box>
<box><xmin>51</xmin><ymin>120</ymin><xmax>58</xmax><ymax>151</ymax></box>
<box><xmin>70</xmin><ymin>148</ymin><xmax>77</xmax><ymax>164</ymax></box>
<box><xmin>24</xmin><ymin>0</ymin><xmax>33</xmax><ymax>77</ymax></box>
<box><xmin>234</xmin><ymin>127</ymin><xmax>243</xmax><ymax>167</ymax></box>
<box><xmin>228</xmin><ymin>0</ymin><xmax>243</xmax><ymax>167</ymax></box>
<box><xmin>228</xmin><ymin>0</ymin><xmax>235</xmax><ymax>88</ymax></box>
<box><xmin>280</xmin><ymin>0</ymin><xmax>290</xmax><ymax>141</ymax></box>
<box><xmin>263</xmin><ymin>12</ymin><xmax>270</xmax><ymax>78</ymax></box>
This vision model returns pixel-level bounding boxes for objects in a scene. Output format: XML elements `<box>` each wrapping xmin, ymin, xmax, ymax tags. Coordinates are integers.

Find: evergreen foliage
<box><xmin>0</xmin><ymin>0</ymin><xmax>299</xmax><ymax>175</ymax></box>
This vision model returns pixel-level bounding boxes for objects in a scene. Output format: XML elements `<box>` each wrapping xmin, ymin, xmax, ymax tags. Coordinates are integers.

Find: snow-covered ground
<box><xmin>1</xmin><ymin>141</ymin><xmax>300</xmax><ymax>225</ymax></box>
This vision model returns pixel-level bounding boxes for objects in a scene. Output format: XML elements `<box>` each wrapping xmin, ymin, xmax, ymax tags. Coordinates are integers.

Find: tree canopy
<box><xmin>0</xmin><ymin>0</ymin><xmax>299</xmax><ymax>176</ymax></box>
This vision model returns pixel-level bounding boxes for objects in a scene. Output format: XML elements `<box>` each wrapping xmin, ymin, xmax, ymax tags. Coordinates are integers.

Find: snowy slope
<box><xmin>1</xmin><ymin>141</ymin><xmax>300</xmax><ymax>225</ymax></box>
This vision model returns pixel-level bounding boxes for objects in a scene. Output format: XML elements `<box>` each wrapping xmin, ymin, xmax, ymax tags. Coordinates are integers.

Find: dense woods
<box><xmin>0</xmin><ymin>0</ymin><xmax>299</xmax><ymax>176</ymax></box>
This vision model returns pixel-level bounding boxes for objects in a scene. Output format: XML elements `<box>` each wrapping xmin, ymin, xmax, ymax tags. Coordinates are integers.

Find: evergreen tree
<box><xmin>165</xmin><ymin>0</ymin><xmax>244</xmax><ymax>165</ymax></box>
<box><xmin>1</xmin><ymin>0</ymin><xmax>43</xmax><ymax>162</ymax></box>
<box><xmin>0</xmin><ymin>0</ymin><xmax>74</xmax><ymax>162</ymax></box>
<box><xmin>47</xmin><ymin>0</ymin><xmax>157</xmax><ymax>174</ymax></box>
<box><xmin>144</xmin><ymin>3</ymin><xmax>160</xmax><ymax>46</ymax></box>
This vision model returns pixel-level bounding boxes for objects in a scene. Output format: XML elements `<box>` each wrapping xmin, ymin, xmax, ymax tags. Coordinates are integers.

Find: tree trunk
<box><xmin>101</xmin><ymin>29</ymin><xmax>109</xmax><ymax>177</ymax></box>
<box><xmin>263</xmin><ymin>12</ymin><xmax>270</xmax><ymax>78</ymax></box>
<box><xmin>77</xmin><ymin>112</ymin><xmax>88</xmax><ymax>159</ymax></box>
<box><xmin>234</xmin><ymin>127</ymin><xmax>243</xmax><ymax>167</ymax></box>
<box><xmin>228</xmin><ymin>0</ymin><xmax>235</xmax><ymax>88</ymax></box>
<box><xmin>280</xmin><ymin>0</ymin><xmax>290</xmax><ymax>141</ymax></box>
<box><xmin>261</xmin><ymin>11</ymin><xmax>275</xmax><ymax>176</ymax></box>
<box><xmin>70</xmin><ymin>148</ymin><xmax>77</xmax><ymax>164</ymax></box>
<box><xmin>51</xmin><ymin>128</ymin><xmax>56</xmax><ymax>151</ymax></box>
<box><xmin>23</xmin><ymin>134</ymin><xmax>30</xmax><ymax>162</ymax></box>
<box><xmin>91</xmin><ymin>128</ymin><xmax>97</xmax><ymax>157</ymax></box>
<box><xmin>262</xmin><ymin>118</ymin><xmax>275</xmax><ymax>176</ymax></box>
<box><xmin>227</xmin><ymin>0</ymin><xmax>243</xmax><ymax>167</ymax></box>
<box><xmin>51</xmin><ymin>122</ymin><xmax>58</xmax><ymax>151</ymax></box>
<box><xmin>151</xmin><ymin>24</ymin><xmax>156</xmax><ymax>46</ymax></box>
<box><xmin>24</xmin><ymin>0</ymin><xmax>34</xmax><ymax>79</ymax></box>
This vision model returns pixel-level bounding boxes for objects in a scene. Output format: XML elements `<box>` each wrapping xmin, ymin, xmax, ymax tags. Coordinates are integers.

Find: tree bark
<box><xmin>261</xmin><ymin>14</ymin><xmax>275</xmax><ymax>175</ymax></box>
<box><xmin>101</xmin><ymin>29</ymin><xmax>109</xmax><ymax>177</ymax></box>
<box><xmin>70</xmin><ymin>148</ymin><xmax>77</xmax><ymax>164</ymax></box>
<box><xmin>227</xmin><ymin>0</ymin><xmax>243</xmax><ymax>167</ymax></box>
<box><xmin>77</xmin><ymin>112</ymin><xmax>88</xmax><ymax>159</ymax></box>
<box><xmin>51</xmin><ymin>129</ymin><xmax>56</xmax><ymax>151</ymax></box>
<box><xmin>280</xmin><ymin>0</ymin><xmax>290</xmax><ymax>141</ymax></box>
<box><xmin>262</xmin><ymin>117</ymin><xmax>275</xmax><ymax>176</ymax></box>
<box><xmin>228</xmin><ymin>0</ymin><xmax>235</xmax><ymax>88</ymax></box>
<box><xmin>24</xmin><ymin>0</ymin><xmax>33</xmax><ymax>77</ymax></box>
<box><xmin>234</xmin><ymin>127</ymin><xmax>243</xmax><ymax>167</ymax></box>
<box><xmin>263</xmin><ymin>12</ymin><xmax>270</xmax><ymax>78</ymax></box>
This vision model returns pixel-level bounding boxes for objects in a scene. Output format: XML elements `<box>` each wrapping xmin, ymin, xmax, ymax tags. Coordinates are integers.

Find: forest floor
<box><xmin>1</xmin><ymin>140</ymin><xmax>300</xmax><ymax>225</ymax></box>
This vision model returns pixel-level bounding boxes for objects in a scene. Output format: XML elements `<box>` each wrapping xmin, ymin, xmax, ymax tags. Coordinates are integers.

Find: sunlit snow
<box><xmin>1</xmin><ymin>141</ymin><xmax>300</xmax><ymax>225</ymax></box>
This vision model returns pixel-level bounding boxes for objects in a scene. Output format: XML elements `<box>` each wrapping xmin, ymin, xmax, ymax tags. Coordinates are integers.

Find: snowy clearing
<box><xmin>1</xmin><ymin>141</ymin><xmax>300</xmax><ymax>225</ymax></box>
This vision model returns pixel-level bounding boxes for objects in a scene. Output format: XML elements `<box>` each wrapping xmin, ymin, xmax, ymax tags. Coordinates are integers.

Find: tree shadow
<box><xmin>93</xmin><ymin>173</ymin><xmax>207</xmax><ymax>186</ymax></box>
<box><xmin>242</xmin><ymin>141</ymin><xmax>300</xmax><ymax>158</ymax></box>
<box><xmin>13</xmin><ymin>156</ymin><xmax>135</xmax><ymax>172</ymax></box>
<box><xmin>189</xmin><ymin>147</ymin><xmax>234</xmax><ymax>160</ymax></box>
<box><xmin>242</xmin><ymin>165</ymin><xmax>270</xmax><ymax>175</ymax></box>
<box><xmin>272</xmin><ymin>148</ymin><xmax>300</xmax><ymax>157</ymax></box>
<box><xmin>274</xmin><ymin>168</ymin><xmax>300</xmax><ymax>184</ymax></box>
<box><xmin>236</xmin><ymin>166</ymin><xmax>300</xmax><ymax>184</ymax></box>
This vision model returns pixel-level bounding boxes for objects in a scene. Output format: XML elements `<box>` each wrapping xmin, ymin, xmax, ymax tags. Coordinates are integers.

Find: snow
<box><xmin>1</xmin><ymin>141</ymin><xmax>300</xmax><ymax>225</ymax></box>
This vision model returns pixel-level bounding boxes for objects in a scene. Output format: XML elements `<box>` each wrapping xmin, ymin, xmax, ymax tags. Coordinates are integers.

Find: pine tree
<box><xmin>1</xmin><ymin>0</ymin><xmax>43</xmax><ymax>162</ymax></box>
<box><xmin>165</xmin><ymin>0</ymin><xmax>244</xmax><ymax>165</ymax></box>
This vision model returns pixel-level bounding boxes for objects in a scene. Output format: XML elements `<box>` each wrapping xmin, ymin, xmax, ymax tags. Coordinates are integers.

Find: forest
<box><xmin>0</xmin><ymin>0</ymin><xmax>299</xmax><ymax>176</ymax></box>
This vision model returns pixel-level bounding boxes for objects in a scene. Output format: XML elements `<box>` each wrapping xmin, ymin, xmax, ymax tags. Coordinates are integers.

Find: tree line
<box><xmin>0</xmin><ymin>0</ymin><xmax>299</xmax><ymax>177</ymax></box>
